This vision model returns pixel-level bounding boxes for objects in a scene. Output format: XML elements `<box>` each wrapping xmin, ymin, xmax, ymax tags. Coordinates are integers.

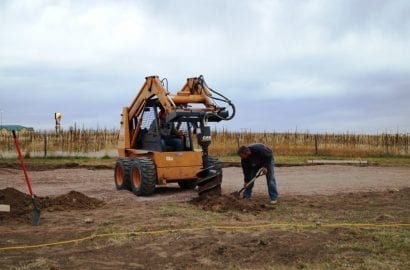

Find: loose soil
<box><xmin>0</xmin><ymin>188</ymin><xmax>104</xmax><ymax>223</ymax></box>
<box><xmin>192</xmin><ymin>194</ymin><xmax>268</xmax><ymax>212</ymax></box>
<box><xmin>0</xmin><ymin>165</ymin><xmax>409</xmax><ymax>269</ymax></box>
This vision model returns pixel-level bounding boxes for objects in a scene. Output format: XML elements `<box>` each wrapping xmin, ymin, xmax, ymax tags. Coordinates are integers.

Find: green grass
<box><xmin>366</xmin><ymin>156</ymin><xmax>410</xmax><ymax>166</ymax></box>
<box><xmin>219</xmin><ymin>154</ymin><xmax>410</xmax><ymax>166</ymax></box>
<box><xmin>1</xmin><ymin>154</ymin><xmax>409</xmax><ymax>168</ymax></box>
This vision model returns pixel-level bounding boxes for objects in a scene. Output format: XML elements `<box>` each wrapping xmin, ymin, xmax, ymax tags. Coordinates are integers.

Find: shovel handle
<box><xmin>12</xmin><ymin>130</ymin><xmax>34</xmax><ymax>197</ymax></box>
<box><xmin>239</xmin><ymin>169</ymin><xmax>265</xmax><ymax>193</ymax></box>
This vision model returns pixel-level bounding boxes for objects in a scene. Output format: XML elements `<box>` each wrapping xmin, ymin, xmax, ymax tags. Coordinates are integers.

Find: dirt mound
<box><xmin>0</xmin><ymin>188</ymin><xmax>104</xmax><ymax>222</ymax></box>
<box><xmin>44</xmin><ymin>190</ymin><xmax>104</xmax><ymax>211</ymax></box>
<box><xmin>0</xmin><ymin>187</ymin><xmax>33</xmax><ymax>218</ymax></box>
<box><xmin>191</xmin><ymin>194</ymin><xmax>269</xmax><ymax>212</ymax></box>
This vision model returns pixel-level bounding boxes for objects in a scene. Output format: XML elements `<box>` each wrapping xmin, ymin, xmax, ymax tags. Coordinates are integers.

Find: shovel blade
<box><xmin>31</xmin><ymin>198</ymin><xmax>41</xmax><ymax>226</ymax></box>
<box><xmin>231</xmin><ymin>191</ymin><xmax>241</xmax><ymax>199</ymax></box>
<box><xmin>32</xmin><ymin>208</ymin><xmax>41</xmax><ymax>226</ymax></box>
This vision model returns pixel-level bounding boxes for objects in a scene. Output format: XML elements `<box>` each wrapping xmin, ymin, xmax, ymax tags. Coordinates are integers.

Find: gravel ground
<box><xmin>0</xmin><ymin>165</ymin><xmax>409</xmax><ymax>202</ymax></box>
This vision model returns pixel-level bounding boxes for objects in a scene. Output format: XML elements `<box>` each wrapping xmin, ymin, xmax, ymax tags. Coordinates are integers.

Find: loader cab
<box><xmin>135</xmin><ymin>100</ymin><xmax>194</xmax><ymax>152</ymax></box>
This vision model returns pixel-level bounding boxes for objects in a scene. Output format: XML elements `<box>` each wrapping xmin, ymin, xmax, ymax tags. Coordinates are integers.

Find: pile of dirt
<box><xmin>0</xmin><ymin>187</ymin><xmax>104</xmax><ymax>222</ymax></box>
<box><xmin>0</xmin><ymin>187</ymin><xmax>33</xmax><ymax>218</ymax></box>
<box><xmin>43</xmin><ymin>190</ymin><xmax>104</xmax><ymax>211</ymax></box>
<box><xmin>191</xmin><ymin>194</ymin><xmax>269</xmax><ymax>212</ymax></box>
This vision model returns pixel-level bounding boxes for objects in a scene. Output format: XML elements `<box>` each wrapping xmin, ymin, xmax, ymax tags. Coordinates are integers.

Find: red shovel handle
<box><xmin>12</xmin><ymin>130</ymin><xmax>34</xmax><ymax>197</ymax></box>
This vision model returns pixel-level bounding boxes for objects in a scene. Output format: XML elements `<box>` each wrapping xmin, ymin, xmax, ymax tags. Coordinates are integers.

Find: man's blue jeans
<box><xmin>243</xmin><ymin>160</ymin><xmax>278</xmax><ymax>200</ymax></box>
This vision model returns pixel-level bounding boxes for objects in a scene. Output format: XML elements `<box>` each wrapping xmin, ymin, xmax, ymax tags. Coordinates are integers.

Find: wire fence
<box><xmin>0</xmin><ymin>129</ymin><xmax>409</xmax><ymax>157</ymax></box>
<box><xmin>0</xmin><ymin>128</ymin><xmax>119</xmax><ymax>158</ymax></box>
<box><xmin>211</xmin><ymin>129</ymin><xmax>409</xmax><ymax>156</ymax></box>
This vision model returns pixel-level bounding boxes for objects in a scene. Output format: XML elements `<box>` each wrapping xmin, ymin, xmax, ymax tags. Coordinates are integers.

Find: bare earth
<box><xmin>0</xmin><ymin>165</ymin><xmax>409</xmax><ymax>202</ymax></box>
<box><xmin>0</xmin><ymin>165</ymin><xmax>409</xmax><ymax>269</ymax></box>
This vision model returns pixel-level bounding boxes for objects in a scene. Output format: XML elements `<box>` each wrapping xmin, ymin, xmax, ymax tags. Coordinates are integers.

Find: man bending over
<box><xmin>237</xmin><ymin>144</ymin><xmax>278</xmax><ymax>204</ymax></box>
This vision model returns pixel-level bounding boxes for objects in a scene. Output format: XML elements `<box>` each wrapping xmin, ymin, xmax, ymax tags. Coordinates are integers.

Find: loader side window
<box><xmin>140</xmin><ymin>107</ymin><xmax>158</xmax><ymax>130</ymax></box>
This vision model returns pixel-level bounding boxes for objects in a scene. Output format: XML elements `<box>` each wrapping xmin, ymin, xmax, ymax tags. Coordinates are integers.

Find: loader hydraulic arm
<box><xmin>118</xmin><ymin>76</ymin><xmax>172</xmax><ymax>154</ymax></box>
<box><xmin>128</xmin><ymin>76</ymin><xmax>174</xmax><ymax>119</ymax></box>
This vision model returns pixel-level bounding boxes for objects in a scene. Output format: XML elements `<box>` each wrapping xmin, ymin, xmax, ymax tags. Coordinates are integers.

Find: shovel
<box><xmin>231</xmin><ymin>169</ymin><xmax>265</xmax><ymax>199</ymax></box>
<box><xmin>12</xmin><ymin>130</ymin><xmax>41</xmax><ymax>226</ymax></box>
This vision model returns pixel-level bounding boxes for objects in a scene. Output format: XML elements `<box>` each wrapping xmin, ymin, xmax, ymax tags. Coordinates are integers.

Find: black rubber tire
<box><xmin>114</xmin><ymin>158</ymin><xmax>131</xmax><ymax>190</ymax></box>
<box><xmin>178</xmin><ymin>180</ymin><xmax>197</xmax><ymax>189</ymax></box>
<box><xmin>130</xmin><ymin>157</ymin><xmax>157</xmax><ymax>196</ymax></box>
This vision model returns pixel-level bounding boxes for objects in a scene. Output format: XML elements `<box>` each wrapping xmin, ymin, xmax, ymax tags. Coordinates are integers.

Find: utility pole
<box><xmin>0</xmin><ymin>109</ymin><xmax>3</xmax><ymax>130</ymax></box>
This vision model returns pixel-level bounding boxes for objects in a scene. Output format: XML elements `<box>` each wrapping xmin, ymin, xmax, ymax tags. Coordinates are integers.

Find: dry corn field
<box><xmin>212</xmin><ymin>129</ymin><xmax>410</xmax><ymax>156</ymax></box>
<box><xmin>0</xmin><ymin>129</ymin><xmax>409</xmax><ymax>157</ymax></box>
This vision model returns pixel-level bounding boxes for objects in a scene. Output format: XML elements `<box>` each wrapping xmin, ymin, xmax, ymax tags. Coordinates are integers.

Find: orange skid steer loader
<box><xmin>115</xmin><ymin>75</ymin><xmax>235</xmax><ymax>197</ymax></box>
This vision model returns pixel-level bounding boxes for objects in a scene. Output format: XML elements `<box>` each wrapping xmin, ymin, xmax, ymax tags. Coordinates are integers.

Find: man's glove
<box><xmin>260</xmin><ymin>167</ymin><xmax>268</xmax><ymax>175</ymax></box>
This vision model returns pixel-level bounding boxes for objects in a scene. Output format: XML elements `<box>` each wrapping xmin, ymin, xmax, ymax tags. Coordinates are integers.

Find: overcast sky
<box><xmin>0</xmin><ymin>0</ymin><xmax>409</xmax><ymax>133</ymax></box>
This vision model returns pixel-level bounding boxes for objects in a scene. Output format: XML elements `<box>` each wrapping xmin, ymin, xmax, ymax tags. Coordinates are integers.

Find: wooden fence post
<box><xmin>314</xmin><ymin>135</ymin><xmax>318</xmax><ymax>155</ymax></box>
<box><xmin>44</xmin><ymin>135</ymin><xmax>47</xmax><ymax>158</ymax></box>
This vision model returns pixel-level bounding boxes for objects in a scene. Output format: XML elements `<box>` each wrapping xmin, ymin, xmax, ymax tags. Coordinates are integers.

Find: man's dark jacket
<box><xmin>241</xmin><ymin>143</ymin><xmax>273</xmax><ymax>181</ymax></box>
